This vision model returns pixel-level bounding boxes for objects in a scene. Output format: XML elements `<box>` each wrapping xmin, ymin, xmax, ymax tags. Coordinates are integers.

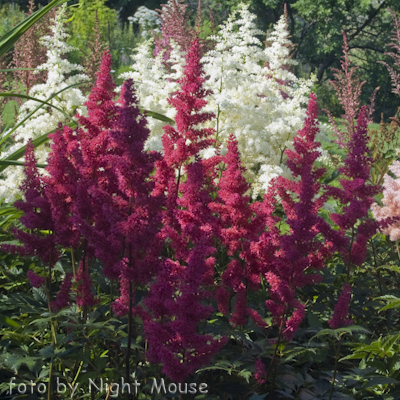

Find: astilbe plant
<box><xmin>143</xmin><ymin>37</ymin><xmax>226</xmax><ymax>382</ymax></box>
<box><xmin>1</xmin><ymin>140</ymin><xmax>59</xmax><ymax>308</ymax></box>
<box><xmin>2</xmin><ymin>140</ymin><xmax>57</xmax><ymax>265</ymax></box>
<box><xmin>86</xmin><ymin>77</ymin><xmax>163</xmax><ymax>303</ymax></box>
<box><xmin>81</xmin><ymin>10</ymin><xmax>108</xmax><ymax>93</ymax></box>
<box><xmin>44</xmin><ymin>50</ymin><xmax>118</xmax><ymax>312</ymax></box>
<box><xmin>326</xmin><ymin>107</ymin><xmax>379</xmax><ymax>328</ymax></box>
<box><xmin>153</xmin><ymin>37</ymin><xmax>215</xmax><ymax>226</ymax></box>
<box><xmin>253</xmin><ymin>93</ymin><xmax>343</xmax><ymax>341</ymax></box>
<box><xmin>9</xmin><ymin>0</ymin><xmax>52</xmax><ymax>94</ymax></box>
<box><xmin>209</xmin><ymin>134</ymin><xmax>266</xmax><ymax>328</ymax></box>
<box><xmin>144</xmin><ymin>161</ymin><xmax>226</xmax><ymax>382</ymax></box>
<box><xmin>372</xmin><ymin>160</ymin><xmax>400</xmax><ymax>241</ymax></box>
<box><xmin>154</xmin><ymin>0</ymin><xmax>196</xmax><ymax>62</ymax></box>
<box><xmin>324</xmin><ymin>32</ymin><xmax>366</xmax><ymax>148</ymax></box>
<box><xmin>379</xmin><ymin>8</ymin><xmax>400</xmax><ymax>98</ymax></box>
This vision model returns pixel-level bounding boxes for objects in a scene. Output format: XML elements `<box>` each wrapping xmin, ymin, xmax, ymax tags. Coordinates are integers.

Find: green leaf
<box><xmin>0</xmin><ymin>121</ymin><xmax>76</xmax><ymax>173</ymax></box>
<box><xmin>323</xmin><ymin>169</ymin><xmax>340</xmax><ymax>184</ymax></box>
<box><xmin>249</xmin><ymin>395</ymin><xmax>267</xmax><ymax>400</ymax></box>
<box><xmin>334</xmin><ymin>325</ymin><xmax>371</xmax><ymax>335</ymax></box>
<box><xmin>382</xmin><ymin>333</ymin><xmax>400</xmax><ymax>355</ymax></box>
<box><xmin>0</xmin><ymin>80</ymin><xmax>91</xmax><ymax>147</ymax></box>
<box><xmin>5</xmin><ymin>356</ymin><xmax>24</xmax><ymax>371</ymax></box>
<box><xmin>363</xmin><ymin>377</ymin><xmax>400</xmax><ymax>388</ymax></box>
<box><xmin>377</xmin><ymin>265</ymin><xmax>400</xmax><ymax>273</ymax></box>
<box><xmin>307</xmin><ymin>312</ymin><xmax>323</xmax><ymax>328</ymax></box>
<box><xmin>141</xmin><ymin>108</ymin><xmax>174</xmax><ymax>124</ymax></box>
<box><xmin>0</xmin><ymin>93</ymin><xmax>72</xmax><ymax>121</ymax></box>
<box><xmin>0</xmin><ymin>160</ymin><xmax>46</xmax><ymax>168</ymax></box>
<box><xmin>0</xmin><ymin>0</ymin><xmax>68</xmax><ymax>57</ymax></box>
<box><xmin>39</xmin><ymin>346</ymin><xmax>55</xmax><ymax>358</ymax></box>
<box><xmin>310</xmin><ymin>328</ymin><xmax>339</xmax><ymax>341</ymax></box>
<box><xmin>0</xmin><ymin>314</ymin><xmax>21</xmax><ymax>329</ymax></box>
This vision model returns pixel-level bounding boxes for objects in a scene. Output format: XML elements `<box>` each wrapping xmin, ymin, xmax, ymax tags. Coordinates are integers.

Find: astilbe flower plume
<box><xmin>81</xmin><ymin>10</ymin><xmax>108</xmax><ymax>93</ymax></box>
<box><xmin>144</xmin><ymin>161</ymin><xmax>226</xmax><ymax>382</ymax></box>
<box><xmin>9</xmin><ymin>0</ymin><xmax>51</xmax><ymax>93</ymax></box>
<box><xmin>75</xmin><ymin>260</ymin><xmax>98</xmax><ymax>308</ymax></box>
<box><xmin>253</xmin><ymin>93</ymin><xmax>344</xmax><ymax>340</ymax></box>
<box><xmin>2</xmin><ymin>140</ymin><xmax>58</xmax><ymax>267</ymax></box>
<box><xmin>154</xmin><ymin>0</ymin><xmax>196</xmax><ymax>62</ymax></box>
<box><xmin>45</xmin><ymin>51</ymin><xmax>118</xmax><ymax>253</ymax></box>
<box><xmin>324</xmin><ymin>32</ymin><xmax>366</xmax><ymax>148</ymax></box>
<box><xmin>144</xmin><ymin>38</ymin><xmax>226</xmax><ymax>382</ymax></box>
<box><xmin>154</xmin><ymin>37</ymin><xmax>215</xmax><ymax>229</ymax></box>
<box><xmin>27</xmin><ymin>270</ymin><xmax>45</xmax><ymax>288</ymax></box>
<box><xmin>84</xmin><ymin>78</ymin><xmax>163</xmax><ymax>303</ymax></box>
<box><xmin>209</xmin><ymin>134</ymin><xmax>266</xmax><ymax>328</ymax></box>
<box><xmin>378</xmin><ymin>9</ymin><xmax>400</xmax><ymax>98</ymax></box>
<box><xmin>328</xmin><ymin>108</ymin><xmax>379</xmax><ymax>264</ymax></box>
<box><xmin>50</xmin><ymin>273</ymin><xmax>73</xmax><ymax>312</ymax></box>
<box><xmin>254</xmin><ymin>359</ymin><xmax>267</xmax><ymax>385</ymax></box>
<box><xmin>328</xmin><ymin>283</ymin><xmax>352</xmax><ymax>329</ymax></box>
<box><xmin>325</xmin><ymin>107</ymin><xmax>379</xmax><ymax>328</ymax></box>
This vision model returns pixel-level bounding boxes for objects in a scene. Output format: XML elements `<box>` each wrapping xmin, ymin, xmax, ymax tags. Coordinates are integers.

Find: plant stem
<box><xmin>329</xmin><ymin>335</ymin><xmax>342</xmax><ymax>400</ymax></box>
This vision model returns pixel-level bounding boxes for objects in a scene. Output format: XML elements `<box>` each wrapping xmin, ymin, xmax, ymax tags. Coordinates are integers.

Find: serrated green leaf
<box><xmin>39</xmin><ymin>346</ymin><xmax>54</xmax><ymax>358</ymax></box>
<box><xmin>363</xmin><ymin>377</ymin><xmax>400</xmax><ymax>388</ymax></box>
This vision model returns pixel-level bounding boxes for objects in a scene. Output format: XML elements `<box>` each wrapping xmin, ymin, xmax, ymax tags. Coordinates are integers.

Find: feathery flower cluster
<box><xmin>9</xmin><ymin>0</ymin><xmax>51</xmax><ymax>93</ymax></box>
<box><xmin>328</xmin><ymin>283</ymin><xmax>353</xmax><ymax>329</ymax></box>
<box><xmin>254</xmin><ymin>359</ymin><xmax>267</xmax><ymax>385</ymax></box>
<box><xmin>144</xmin><ymin>38</ymin><xmax>225</xmax><ymax>382</ymax></box>
<box><xmin>328</xmin><ymin>108</ymin><xmax>379</xmax><ymax>266</ymax></box>
<box><xmin>153</xmin><ymin>0</ymin><xmax>196</xmax><ymax>61</ymax></box>
<box><xmin>81</xmin><ymin>11</ymin><xmax>108</xmax><ymax>93</ymax></box>
<box><xmin>122</xmin><ymin>3</ymin><xmax>318</xmax><ymax>196</ymax></box>
<box><xmin>46</xmin><ymin>50</ymin><xmax>163</xmax><ymax>321</ymax></box>
<box><xmin>324</xmin><ymin>32</ymin><xmax>366</xmax><ymax>148</ymax></box>
<box><xmin>27</xmin><ymin>270</ymin><xmax>45</xmax><ymax>288</ymax></box>
<box><xmin>378</xmin><ymin>9</ymin><xmax>400</xmax><ymax>98</ymax></box>
<box><xmin>0</xmin><ymin>4</ymin><xmax>88</xmax><ymax>203</ymax></box>
<box><xmin>210</xmin><ymin>134</ymin><xmax>265</xmax><ymax>328</ymax></box>
<box><xmin>253</xmin><ymin>93</ymin><xmax>344</xmax><ymax>340</ymax></box>
<box><xmin>1</xmin><ymin>140</ymin><xmax>58</xmax><ymax>266</ymax></box>
<box><xmin>44</xmin><ymin>50</ymin><xmax>117</xmax><ymax>252</ymax></box>
<box><xmin>372</xmin><ymin>160</ymin><xmax>400</xmax><ymax>240</ymax></box>
<box><xmin>129</xmin><ymin>6</ymin><xmax>161</xmax><ymax>39</ymax></box>
<box><xmin>326</xmin><ymin>107</ymin><xmax>379</xmax><ymax>327</ymax></box>
<box><xmin>75</xmin><ymin>261</ymin><xmax>98</xmax><ymax>308</ymax></box>
<box><xmin>50</xmin><ymin>273</ymin><xmax>73</xmax><ymax>312</ymax></box>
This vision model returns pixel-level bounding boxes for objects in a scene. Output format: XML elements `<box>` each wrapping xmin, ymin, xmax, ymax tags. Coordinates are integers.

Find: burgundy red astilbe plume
<box><xmin>253</xmin><ymin>93</ymin><xmax>345</xmax><ymax>340</ymax></box>
<box><xmin>325</xmin><ymin>106</ymin><xmax>380</xmax><ymax>328</ymax></box>
<box><xmin>2</xmin><ymin>140</ymin><xmax>58</xmax><ymax>269</ymax></box>
<box><xmin>210</xmin><ymin>134</ymin><xmax>266</xmax><ymax>328</ymax></box>
<box><xmin>144</xmin><ymin>37</ymin><xmax>225</xmax><ymax>383</ymax></box>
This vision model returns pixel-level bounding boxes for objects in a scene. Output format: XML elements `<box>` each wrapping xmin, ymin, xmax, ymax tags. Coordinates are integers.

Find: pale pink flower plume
<box><xmin>372</xmin><ymin>160</ymin><xmax>400</xmax><ymax>241</ymax></box>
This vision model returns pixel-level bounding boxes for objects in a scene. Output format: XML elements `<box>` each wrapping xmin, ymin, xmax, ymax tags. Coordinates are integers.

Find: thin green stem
<box><xmin>329</xmin><ymin>335</ymin><xmax>342</xmax><ymax>400</ymax></box>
